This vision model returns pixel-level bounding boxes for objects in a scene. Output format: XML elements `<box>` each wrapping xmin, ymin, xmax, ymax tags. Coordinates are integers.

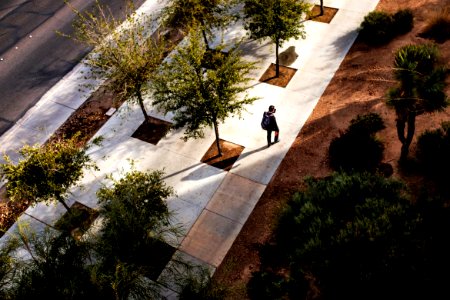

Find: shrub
<box><xmin>393</xmin><ymin>9</ymin><xmax>414</xmax><ymax>35</ymax></box>
<box><xmin>329</xmin><ymin>113</ymin><xmax>385</xmax><ymax>172</ymax></box>
<box><xmin>359</xmin><ymin>9</ymin><xmax>414</xmax><ymax>45</ymax></box>
<box><xmin>416</xmin><ymin>122</ymin><xmax>450</xmax><ymax>179</ymax></box>
<box><xmin>347</xmin><ymin>112</ymin><xmax>386</xmax><ymax>135</ymax></box>
<box><xmin>359</xmin><ymin>11</ymin><xmax>393</xmax><ymax>45</ymax></box>
<box><xmin>275</xmin><ymin>172</ymin><xmax>421</xmax><ymax>299</ymax></box>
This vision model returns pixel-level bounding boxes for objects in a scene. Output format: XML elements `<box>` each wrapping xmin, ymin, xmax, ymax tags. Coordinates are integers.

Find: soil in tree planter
<box><xmin>307</xmin><ymin>5</ymin><xmax>338</xmax><ymax>23</ymax></box>
<box><xmin>201</xmin><ymin>139</ymin><xmax>244</xmax><ymax>171</ymax></box>
<box><xmin>132</xmin><ymin>117</ymin><xmax>172</xmax><ymax>145</ymax></box>
<box><xmin>259</xmin><ymin>64</ymin><xmax>297</xmax><ymax>88</ymax></box>
<box><xmin>54</xmin><ymin>201</ymin><xmax>99</xmax><ymax>239</ymax></box>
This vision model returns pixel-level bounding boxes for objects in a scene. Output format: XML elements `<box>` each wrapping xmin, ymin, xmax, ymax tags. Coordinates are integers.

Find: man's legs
<box><xmin>274</xmin><ymin>131</ymin><xmax>279</xmax><ymax>143</ymax></box>
<box><xmin>267</xmin><ymin>130</ymin><xmax>272</xmax><ymax>147</ymax></box>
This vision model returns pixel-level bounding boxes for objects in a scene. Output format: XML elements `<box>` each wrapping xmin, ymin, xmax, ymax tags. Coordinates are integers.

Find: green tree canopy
<box><xmin>243</xmin><ymin>0</ymin><xmax>310</xmax><ymax>77</ymax></box>
<box><xmin>94</xmin><ymin>170</ymin><xmax>180</xmax><ymax>298</ymax></box>
<box><xmin>0</xmin><ymin>135</ymin><xmax>97</xmax><ymax>211</ymax></box>
<box><xmin>162</xmin><ymin>0</ymin><xmax>235</xmax><ymax>49</ymax></box>
<box><xmin>63</xmin><ymin>1</ymin><xmax>168</xmax><ymax>123</ymax></box>
<box><xmin>387</xmin><ymin>43</ymin><xmax>449</xmax><ymax>161</ymax></box>
<box><xmin>151</xmin><ymin>29</ymin><xmax>258</xmax><ymax>156</ymax></box>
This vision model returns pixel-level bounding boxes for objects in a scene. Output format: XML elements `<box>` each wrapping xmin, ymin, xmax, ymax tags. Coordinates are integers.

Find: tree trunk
<box><xmin>202</xmin><ymin>29</ymin><xmax>210</xmax><ymax>50</ymax></box>
<box><xmin>213</xmin><ymin>119</ymin><xmax>222</xmax><ymax>157</ymax></box>
<box><xmin>400</xmin><ymin>112</ymin><xmax>416</xmax><ymax>161</ymax></box>
<box><xmin>136</xmin><ymin>90</ymin><xmax>150</xmax><ymax>123</ymax></box>
<box><xmin>200</xmin><ymin>19</ymin><xmax>210</xmax><ymax>50</ymax></box>
<box><xmin>320</xmin><ymin>0</ymin><xmax>324</xmax><ymax>16</ymax></box>
<box><xmin>57</xmin><ymin>195</ymin><xmax>71</xmax><ymax>213</ymax></box>
<box><xmin>396</xmin><ymin>115</ymin><xmax>406</xmax><ymax>144</ymax></box>
<box><xmin>275</xmin><ymin>39</ymin><xmax>280</xmax><ymax>78</ymax></box>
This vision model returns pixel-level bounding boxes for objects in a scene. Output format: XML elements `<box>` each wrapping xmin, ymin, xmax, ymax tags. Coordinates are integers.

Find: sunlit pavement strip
<box><xmin>0</xmin><ymin>0</ymin><xmax>379</xmax><ymax>297</ymax></box>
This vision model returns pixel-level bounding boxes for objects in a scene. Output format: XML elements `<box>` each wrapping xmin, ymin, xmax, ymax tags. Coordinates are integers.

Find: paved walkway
<box><xmin>0</xmin><ymin>0</ymin><xmax>379</xmax><ymax>297</ymax></box>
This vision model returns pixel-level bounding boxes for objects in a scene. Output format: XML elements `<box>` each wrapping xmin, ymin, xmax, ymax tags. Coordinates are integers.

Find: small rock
<box><xmin>105</xmin><ymin>107</ymin><xmax>117</xmax><ymax>117</ymax></box>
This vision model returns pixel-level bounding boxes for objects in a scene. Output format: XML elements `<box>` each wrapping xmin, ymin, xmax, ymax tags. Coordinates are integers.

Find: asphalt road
<box><xmin>0</xmin><ymin>0</ymin><xmax>145</xmax><ymax>136</ymax></box>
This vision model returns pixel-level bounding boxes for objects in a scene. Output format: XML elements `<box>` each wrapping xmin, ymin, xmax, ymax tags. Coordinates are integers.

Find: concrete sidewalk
<box><xmin>0</xmin><ymin>0</ymin><xmax>379</xmax><ymax>297</ymax></box>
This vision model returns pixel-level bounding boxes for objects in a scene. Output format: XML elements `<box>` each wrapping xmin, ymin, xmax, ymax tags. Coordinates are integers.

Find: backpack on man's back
<box><xmin>261</xmin><ymin>112</ymin><xmax>271</xmax><ymax>130</ymax></box>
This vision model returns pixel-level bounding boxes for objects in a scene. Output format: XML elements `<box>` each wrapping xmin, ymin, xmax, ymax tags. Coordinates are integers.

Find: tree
<box><xmin>243</xmin><ymin>0</ymin><xmax>310</xmax><ymax>77</ymax></box>
<box><xmin>151</xmin><ymin>29</ymin><xmax>258</xmax><ymax>156</ymax></box>
<box><xmin>1</xmin><ymin>224</ymin><xmax>98</xmax><ymax>299</ymax></box>
<box><xmin>162</xmin><ymin>0</ymin><xmax>234</xmax><ymax>49</ymax></box>
<box><xmin>387</xmin><ymin>43</ymin><xmax>449</xmax><ymax>161</ymax></box>
<box><xmin>0</xmin><ymin>135</ymin><xmax>98</xmax><ymax>212</ymax></box>
<box><xmin>94</xmin><ymin>170</ymin><xmax>181</xmax><ymax>299</ymax></box>
<box><xmin>62</xmin><ymin>1</ymin><xmax>167</xmax><ymax>123</ymax></box>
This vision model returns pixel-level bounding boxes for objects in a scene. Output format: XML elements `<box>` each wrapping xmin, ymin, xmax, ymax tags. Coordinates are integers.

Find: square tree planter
<box><xmin>201</xmin><ymin>139</ymin><xmax>244</xmax><ymax>171</ymax></box>
<box><xmin>54</xmin><ymin>201</ymin><xmax>99</xmax><ymax>239</ymax></box>
<box><xmin>259</xmin><ymin>63</ymin><xmax>297</xmax><ymax>88</ymax></box>
<box><xmin>307</xmin><ymin>5</ymin><xmax>339</xmax><ymax>23</ymax></box>
<box><xmin>132</xmin><ymin>117</ymin><xmax>172</xmax><ymax>145</ymax></box>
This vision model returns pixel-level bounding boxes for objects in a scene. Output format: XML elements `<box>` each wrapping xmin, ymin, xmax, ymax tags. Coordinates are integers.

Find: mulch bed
<box><xmin>259</xmin><ymin>63</ymin><xmax>297</xmax><ymax>88</ymax></box>
<box><xmin>0</xmin><ymin>185</ymin><xmax>30</xmax><ymax>234</ymax></box>
<box><xmin>132</xmin><ymin>117</ymin><xmax>173</xmax><ymax>145</ymax></box>
<box><xmin>307</xmin><ymin>5</ymin><xmax>339</xmax><ymax>24</ymax></box>
<box><xmin>49</xmin><ymin>86</ymin><xmax>124</xmax><ymax>146</ymax></box>
<box><xmin>201</xmin><ymin>139</ymin><xmax>245</xmax><ymax>171</ymax></box>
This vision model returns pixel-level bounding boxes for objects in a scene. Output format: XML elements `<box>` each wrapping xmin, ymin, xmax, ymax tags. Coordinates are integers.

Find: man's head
<box><xmin>269</xmin><ymin>105</ymin><xmax>276</xmax><ymax>112</ymax></box>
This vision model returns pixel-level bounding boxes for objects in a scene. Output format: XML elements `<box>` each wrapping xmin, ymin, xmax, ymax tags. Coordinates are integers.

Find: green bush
<box><xmin>393</xmin><ymin>9</ymin><xmax>414</xmax><ymax>35</ymax></box>
<box><xmin>359</xmin><ymin>9</ymin><xmax>414</xmax><ymax>45</ymax></box>
<box><xmin>329</xmin><ymin>113</ymin><xmax>385</xmax><ymax>172</ymax></box>
<box><xmin>416</xmin><ymin>122</ymin><xmax>450</xmax><ymax>179</ymax></box>
<box><xmin>359</xmin><ymin>11</ymin><xmax>393</xmax><ymax>45</ymax></box>
<box><xmin>347</xmin><ymin>113</ymin><xmax>386</xmax><ymax>135</ymax></box>
<box><xmin>275</xmin><ymin>172</ymin><xmax>422</xmax><ymax>299</ymax></box>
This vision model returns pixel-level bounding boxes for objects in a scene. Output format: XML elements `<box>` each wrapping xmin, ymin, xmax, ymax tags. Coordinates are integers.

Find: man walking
<box><xmin>263</xmin><ymin>105</ymin><xmax>279</xmax><ymax>147</ymax></box>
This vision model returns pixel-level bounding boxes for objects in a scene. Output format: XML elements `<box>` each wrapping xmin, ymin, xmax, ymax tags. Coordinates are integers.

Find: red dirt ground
<box><xmin>212</xmin><ymin>0</ymin><xmax>450</xmax><ymax>298</ymax></box>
